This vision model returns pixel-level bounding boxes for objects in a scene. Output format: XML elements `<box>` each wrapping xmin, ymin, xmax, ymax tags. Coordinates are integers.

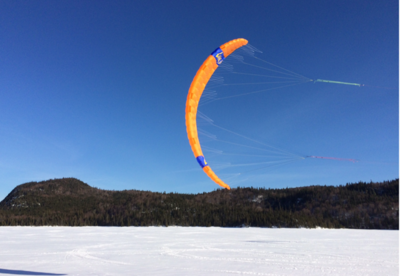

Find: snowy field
<box><xmin>0</xmin><ymin>227</ymin><xmax>398</xmax><ymax>276</ymax></box>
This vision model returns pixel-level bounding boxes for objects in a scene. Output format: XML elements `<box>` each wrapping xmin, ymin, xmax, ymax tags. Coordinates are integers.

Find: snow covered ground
<box><xmin>0</xmin><ymin>227</ymin><xmax>398</xmax><ymax>276</ymax></box>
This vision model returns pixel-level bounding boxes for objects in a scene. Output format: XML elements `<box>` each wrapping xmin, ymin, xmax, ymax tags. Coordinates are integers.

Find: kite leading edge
<box><xmin>185</xmin><ymin>38</ymin><xmax>248</xmax><ymax>190</ymax></box>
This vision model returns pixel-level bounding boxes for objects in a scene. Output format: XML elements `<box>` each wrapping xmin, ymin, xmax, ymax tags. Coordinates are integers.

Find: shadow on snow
<box><xmin>0</xmin><ymin>269</ymin><xmax>66</xmax><ymax>275</ymax></box>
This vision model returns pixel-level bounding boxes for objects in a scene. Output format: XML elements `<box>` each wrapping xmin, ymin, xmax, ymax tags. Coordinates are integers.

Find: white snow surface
<box><xmin>0</xmin><ymin>227</ymin><xmax>398</xmax><ymax>276</ymax></box>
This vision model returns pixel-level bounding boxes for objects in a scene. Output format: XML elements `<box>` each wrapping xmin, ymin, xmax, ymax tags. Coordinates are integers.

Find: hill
<box><xmin>0</xmin><ymin>178</ymin><xmax>398</xmax><ymax>229</ymax></box>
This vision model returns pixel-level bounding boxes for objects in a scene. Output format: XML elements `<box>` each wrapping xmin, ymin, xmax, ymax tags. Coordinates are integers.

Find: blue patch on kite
<box><xmin>196</xmin><ymin>156</ymin><xmax>208</xmax><ymax>168</ymax></box>
<box><xmin>211</xmin><ymin>48</ymin><xmax>225</xmax><ymax>65</ymax></box>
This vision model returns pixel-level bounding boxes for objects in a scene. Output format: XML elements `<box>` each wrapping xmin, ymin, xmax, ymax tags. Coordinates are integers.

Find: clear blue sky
<box><xmin>0</xmin><ymin>0</ymin><xmax>398</xmax><ymax>200</ymax></box>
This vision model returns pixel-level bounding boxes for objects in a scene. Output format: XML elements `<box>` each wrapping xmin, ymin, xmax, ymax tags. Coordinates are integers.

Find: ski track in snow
<box><xmin>0</xmin><ymin>227</ymin><xmax>398</xmax><ymax>276</ymax></box>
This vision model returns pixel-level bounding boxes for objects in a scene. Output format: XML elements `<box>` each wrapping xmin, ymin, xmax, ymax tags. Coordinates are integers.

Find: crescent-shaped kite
<box><xmin>185</xmin><ymin>38</ymin><xmax>248</xmax><ymax>190</ymax></box>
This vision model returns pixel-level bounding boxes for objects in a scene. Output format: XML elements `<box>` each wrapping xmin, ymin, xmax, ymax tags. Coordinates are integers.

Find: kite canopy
<box><xmin>185</xmin><ymin>38</ymin><xmax>248</xmax><ymax>190</ymax></box>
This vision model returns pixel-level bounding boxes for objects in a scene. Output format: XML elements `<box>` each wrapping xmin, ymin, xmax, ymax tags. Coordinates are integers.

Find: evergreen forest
<box><xmin>0</xmin><ymin>178</ymin><xmax>398</xmax><ymax>229</ymax></box>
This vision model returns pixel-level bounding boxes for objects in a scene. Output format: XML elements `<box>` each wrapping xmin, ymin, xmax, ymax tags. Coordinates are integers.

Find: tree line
<box><xmin>0</xmin><ymin>178</ymin><xmax>398</xmax><ymax>229</ymax></box>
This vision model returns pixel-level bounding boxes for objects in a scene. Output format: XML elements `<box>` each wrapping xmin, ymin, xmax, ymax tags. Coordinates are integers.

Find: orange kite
<box><xmin>185</xmin><ymin>38</ymin><xmax>248</xmax><ymax>190</ymax></box>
